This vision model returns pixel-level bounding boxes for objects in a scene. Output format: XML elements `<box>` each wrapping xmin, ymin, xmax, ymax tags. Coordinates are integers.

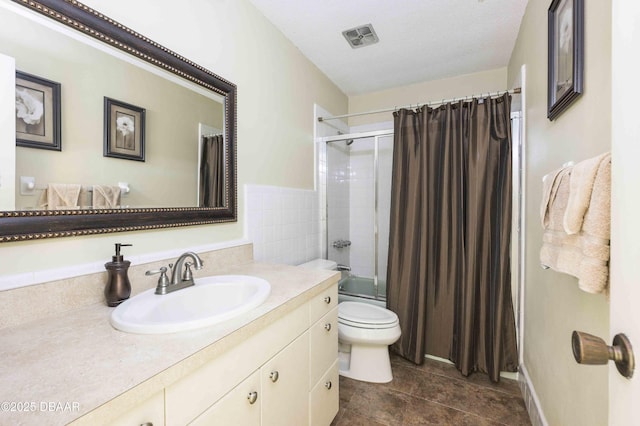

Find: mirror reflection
<box><xmin>1</xmin><ymin>5</ymin><xmax>225</xmax><ymax>211</ymax></box>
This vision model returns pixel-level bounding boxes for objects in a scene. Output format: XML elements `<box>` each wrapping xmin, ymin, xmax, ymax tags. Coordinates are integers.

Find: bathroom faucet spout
<box><xmin>171</xmin><ymin>251</ymin><xmax>204</xmax><ymax>285</ymax></box>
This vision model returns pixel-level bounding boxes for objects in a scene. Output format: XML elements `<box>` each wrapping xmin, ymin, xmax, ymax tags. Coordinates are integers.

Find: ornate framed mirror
<box><xmin>0</xmin><ymin>0</ymin><xmax>237</xmax><ymax>242</ymax></box>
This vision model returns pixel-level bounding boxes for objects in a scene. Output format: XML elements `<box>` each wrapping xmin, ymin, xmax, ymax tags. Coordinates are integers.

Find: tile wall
<box><xmin>245</xmin><ymin>184</ymin><xmax>321</xmax><ymax>266</ymax></box>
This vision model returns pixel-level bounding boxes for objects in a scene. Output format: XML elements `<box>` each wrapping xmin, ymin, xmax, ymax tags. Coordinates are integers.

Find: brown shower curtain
<box><xmin>386</xmin><ymin>93</ymin><xmax>518</xmax><ymax>382</ymax></box>
<box><xmin>199</xmin><ymin>134</ymin><xmax>225</xmax><ymax>207</ymax></box>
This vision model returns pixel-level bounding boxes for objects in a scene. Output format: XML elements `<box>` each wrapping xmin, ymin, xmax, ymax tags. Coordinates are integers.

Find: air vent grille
<box><xmin>342</xmin><ymin>24</ymin><xmax>379</xmax><ymax>49</ymax></box>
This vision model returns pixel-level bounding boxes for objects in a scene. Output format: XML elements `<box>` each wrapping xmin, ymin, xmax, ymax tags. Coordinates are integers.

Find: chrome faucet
<box><xmin>146</xmin><ymin>251</ymin><xmax>204</xmax><ymax>295</ymax></box>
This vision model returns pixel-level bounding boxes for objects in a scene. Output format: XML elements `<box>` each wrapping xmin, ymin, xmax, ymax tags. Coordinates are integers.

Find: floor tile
<box><xmin>333</xmin><ymin>354</ymin><xmax>531</xmax><ymax>426</ymax></box>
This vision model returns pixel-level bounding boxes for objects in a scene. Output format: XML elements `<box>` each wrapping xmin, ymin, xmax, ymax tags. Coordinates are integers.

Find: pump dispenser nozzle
<box><xmin>112</xmin><ymin>243</ymin><xmax>132</xmax><ymax>262</ymax></box>
<box><xmin>105</xmin><ymin>243</ymin><xmax>132</xmax><ymax>307</ymax></box>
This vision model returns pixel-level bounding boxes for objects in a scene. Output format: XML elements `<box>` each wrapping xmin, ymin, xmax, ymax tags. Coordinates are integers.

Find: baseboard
<box><xmin>518</xmin><ymin>364</ymin><xmax>548</xmax><ymax>426</ymax></box>
<box><xmin>423</xmin><ymin>354</ymin><xmax>520</xmax><ymax>381</ymax></box>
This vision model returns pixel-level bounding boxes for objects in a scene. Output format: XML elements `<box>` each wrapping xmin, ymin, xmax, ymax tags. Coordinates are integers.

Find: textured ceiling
<box><xmin>247</xmin><ymin>0</ymin><xmax>528</xmax><ymax>95</ymax></box>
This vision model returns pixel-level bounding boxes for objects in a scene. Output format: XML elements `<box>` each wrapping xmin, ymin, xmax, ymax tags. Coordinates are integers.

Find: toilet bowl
<box><xmin>297</xmin><ymin>259</ymin><xmax>401</xmax><ymax>383</ymax></box>
<box><xmin>338</xmin><ymin>301</ymin><xmax>401</xmax><ymax>383</ymax></box>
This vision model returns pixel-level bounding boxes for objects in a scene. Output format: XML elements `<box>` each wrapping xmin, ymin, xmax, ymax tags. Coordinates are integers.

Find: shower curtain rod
<box><xmin>317</xmin><ymin>87</ymin><xmax>521</xmax><ymax>122</ymax></box>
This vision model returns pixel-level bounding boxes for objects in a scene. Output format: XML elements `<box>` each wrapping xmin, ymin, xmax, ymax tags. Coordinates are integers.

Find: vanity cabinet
<box><xmin>164</xmin><ymin>283</ymin><xmax>338</xmax><ymax>426</ymax></box>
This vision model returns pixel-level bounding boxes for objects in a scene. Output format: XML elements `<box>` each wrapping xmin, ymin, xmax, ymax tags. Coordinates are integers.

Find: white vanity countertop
<box><xmin>0</xmin><ymin>262</ymin><xmax>339</xmax><ymax>426</ymax></box>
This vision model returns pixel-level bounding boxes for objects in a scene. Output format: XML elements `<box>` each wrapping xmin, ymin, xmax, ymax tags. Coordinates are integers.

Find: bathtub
<box><xmin>337</xmin><ymin>275</ymin><xmax>387</xmax><ymax>308</ymax></box>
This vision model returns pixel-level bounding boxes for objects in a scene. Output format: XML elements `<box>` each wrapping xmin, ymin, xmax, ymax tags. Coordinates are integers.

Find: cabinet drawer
<box><xmin>309</xmin><ymin>360</ymin><xmax>339</xmax><ymax>426</ymax></box>
<box><xmin>166</xmin><ymin>303</ymin><xmax>309</xmax><ymax>426</ymax></box>
<box><xmin>309</xmin><ymin>307</ymin><xmax>338</xmax><ymax>389</ymax></box>
<box><xmin>109</xmin><ymin>391</ymin><xmax>164</xmax><ymax>426</ymax></box>
<box><xmin>309</xmin><ymin>284</ymin><xmax>338</xmax><ymax>325</ymax></box>
<box><xmin>190</xmin><ymin>370</ymin><xmax>260</xmax><ymax>426</ymax></box>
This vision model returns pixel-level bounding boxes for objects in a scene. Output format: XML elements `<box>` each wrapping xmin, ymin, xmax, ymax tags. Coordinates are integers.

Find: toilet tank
<box><xmin>298</xmin><ymin>259</ymin><xmax>337</xmax><ymax>270</ymax></box>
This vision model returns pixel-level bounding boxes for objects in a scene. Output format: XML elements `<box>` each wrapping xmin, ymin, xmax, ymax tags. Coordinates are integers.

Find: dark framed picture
<box><xmin>15</xmin><ymin>71</ymin><xmax>61</xmax><ymax>151</ymax></box>
<box><xmin>104</xmin><ymin>97</ymin><xmax>145</xmax><ymax>161</ymax></box>
<box><xmin>547</xmin><ymin>0</ymin><xmax>584</xmax><ymax>120</ymax></box>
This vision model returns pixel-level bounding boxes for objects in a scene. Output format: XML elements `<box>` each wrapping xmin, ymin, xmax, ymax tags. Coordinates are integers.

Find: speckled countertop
<box><xmin>0</xmin><ymin>262</ymin><xmax>338</xmax><ymax>426</ymax></box>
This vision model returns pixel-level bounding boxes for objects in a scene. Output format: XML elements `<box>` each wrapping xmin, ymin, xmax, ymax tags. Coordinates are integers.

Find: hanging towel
<box><xmin>38</xmin><ymin>183</ymin><xmax>82</xmax><ymax>209</ymax></box>
<box><xmin>540</xmin><ymin>165</ymin><xmax>572</xmax><ymax>229</ymax></box>
<box><xmin>539</xmin><ymin>153</ymin><xmax>611</xmax><ymax>294</ymax></box>
<box><xmin>564</xmin><ymin>152</ymin><xmax>611</xmax><ymax>234</ymax></box>
<box><xmin>92</xmin><ymin>185</ymin><xmax>121</xmax><ymax>208</ymax></box>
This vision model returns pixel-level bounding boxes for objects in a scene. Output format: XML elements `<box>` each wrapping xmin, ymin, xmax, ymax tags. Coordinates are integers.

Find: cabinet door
<box><xmin>261</xmin><ymin>332</ymin><xmax>310</xmax><ymax>426</ymax></box>
<box><xmin>109</xmin><ymin>391</ymin><xmax>165</xmax><ymax>426</ymax></box>
<box><xmin>309</xmin><ymin>360</ymin><xmax>339</xmax><ymax>426</ymax></box>
<box><xmin>190</xmin><ymin>370</ymin><xmax>260</xmax><ymax>426</ymax></box>
<box><xmin>309</xmin><ymin>307</ymin><xmax>338</xmax><ymax>389</ymax></box>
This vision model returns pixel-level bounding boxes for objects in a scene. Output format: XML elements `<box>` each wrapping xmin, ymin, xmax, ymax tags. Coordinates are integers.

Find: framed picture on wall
<box><xmin>15</xmin><ymin>71</ymin><xmax>61</xmax><ymax>151</ymax></box>
<box><xmin>103</xmin><ymin>97</ymin><xmax>145</xmax><ymax>162</ymax></box>
<box><xmin>547</xmin><ymin>0</ymin><xmax>584</xmax><ymax>120</ymax></box>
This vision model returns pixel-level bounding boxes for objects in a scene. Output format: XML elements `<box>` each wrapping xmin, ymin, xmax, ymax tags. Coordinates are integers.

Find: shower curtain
<box><xmin>386</xmin><ymin>93</ymin><xmax>518</xmax><ymax>382</ymax></box>
<box><xmin>199</xmin><ymin>134</ymin><xmax>225</xmax><ymax>207</ymax></box>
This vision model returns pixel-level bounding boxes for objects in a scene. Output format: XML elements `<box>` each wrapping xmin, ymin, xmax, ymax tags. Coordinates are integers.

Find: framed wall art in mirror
<box><xmin>15</xmin><ymin>71</ymin><xmax>61</xmax><ymax>151</ymax></box>
<box><xmin>0</xmin><ymin>0</ymin><xmax>237</xmax><ymax>242</ymax></box>
<box><xmin>104</xmin><ymin>97</ymin><xmax>145</xmax><ymax>162</ymax></box>
<box><xmin>547</xmin><ymin>0</ymin><xmax>584</xmax><ymax>120</ymax></box>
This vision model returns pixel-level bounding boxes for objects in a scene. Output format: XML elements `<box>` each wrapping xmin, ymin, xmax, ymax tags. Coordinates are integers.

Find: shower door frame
<box><xmin>323</xmin><ymin>129</ymin><xmax>393</xmax><ymax>302</ymax></box>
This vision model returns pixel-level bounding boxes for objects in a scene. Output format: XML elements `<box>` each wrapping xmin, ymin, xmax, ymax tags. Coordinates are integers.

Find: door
<box><xmin>610</xmin><ymin>0</ymin><xmax>640</xmax><ymax>423</ymax></box>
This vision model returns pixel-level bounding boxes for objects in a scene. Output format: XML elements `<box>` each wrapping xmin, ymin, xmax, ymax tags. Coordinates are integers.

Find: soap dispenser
<box><xmin>104</xmin><ymin>243</ymin><xmax>133</xmax><ymax>307</ymax></box>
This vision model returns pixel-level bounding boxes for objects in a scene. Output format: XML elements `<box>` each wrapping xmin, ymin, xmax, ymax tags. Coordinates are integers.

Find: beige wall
<box><xmin>348</xmin><ymin>68</ymin><xmax>507</xmax><ymax>127</ymax></box>
<box><xmin>0</xmin><ymin>0</ymin><xmax>347</xmax><ymax>275</ymax></box>
<box><xmin>508</xmin><ymin>0</ymin><xmax>611</xmax><ymax>425</ymax></box>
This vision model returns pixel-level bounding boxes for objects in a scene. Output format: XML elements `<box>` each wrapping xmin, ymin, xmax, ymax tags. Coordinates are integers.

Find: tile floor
<box><xmin>331</xmin><ymin>354</ymin><xmax>531</xmax><ymax>426</ymax></box>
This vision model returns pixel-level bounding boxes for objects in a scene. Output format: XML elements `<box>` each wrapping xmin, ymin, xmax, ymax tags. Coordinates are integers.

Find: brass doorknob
<box><xmin>571</xmin><ymin>331</ymin><xmax>635</xmax><ymax>378</ymax></box>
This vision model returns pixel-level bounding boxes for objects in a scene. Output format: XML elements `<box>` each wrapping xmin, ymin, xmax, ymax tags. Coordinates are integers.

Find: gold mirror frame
<box><xmin>1</xmin><ymin>0</ymin><xmax>237</xmax><ymax>243</ymax></box>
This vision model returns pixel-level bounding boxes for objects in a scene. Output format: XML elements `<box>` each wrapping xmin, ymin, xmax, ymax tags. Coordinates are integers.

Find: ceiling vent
<box><xmin>342</xmin><ymin>24</ymin><xmax>379</xmax><ymax>49</ymax></box>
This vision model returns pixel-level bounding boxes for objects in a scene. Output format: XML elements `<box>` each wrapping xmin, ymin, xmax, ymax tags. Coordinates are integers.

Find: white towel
<box><xmin>92</xmin><ymin>185</ymin><xmax>121</xmax><ymax>208</ymax></box>
<box><xmin>539</xmin><ymin>153</ymin><xmax>611</xmax><ymax>294</ymax></box>
<box><xmin>564</xmin><ymin>152</ymin><xmax>611</xmax><ymax>234</ymax></box>
<box><xmin>38</xmin><ymin>183</ymin><xmax>82</xmax><ymax>209</ymax></box>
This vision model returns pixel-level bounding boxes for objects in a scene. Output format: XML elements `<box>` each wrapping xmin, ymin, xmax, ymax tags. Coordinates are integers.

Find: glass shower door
<box><xmin>325</xmin><ymin>130</ymin><xmax>393</xmax><ymax>302</ymax></box>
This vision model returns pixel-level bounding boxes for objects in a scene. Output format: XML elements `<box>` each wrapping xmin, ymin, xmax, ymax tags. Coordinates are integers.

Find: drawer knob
<box><xmin>247</xmin><ymin>391</ymin><xmax>258</xmax><ymax>404</ymax></box>
<box><xmin>325</xmin><ymin>381</ymin><xmax>332</xmax><ymax>390</ymax></box>
<box><xmin>269</xmin><ymin>370</ymin><xmax>279</xmax><ymax>382</ymax></box>
<box><xmin>324</xmin><ymin>323</ymin><xmax>332</xmax><ymax>332</ymax></box>
<box><xmin>324</xmin><ymin>296</ymin><xmax>331</xmax><ymax>304</ymax></box>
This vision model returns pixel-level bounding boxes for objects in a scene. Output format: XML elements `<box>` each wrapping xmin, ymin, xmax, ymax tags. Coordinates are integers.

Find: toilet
<box><xmin>338</xmin><ymin>301</ymin><xmax>401</xmax><ymax>383</ymax></box>
<box><xmin>298</xmin><ymin>258</ymin><xmax>402</xmax><ymax>383</ymax></box>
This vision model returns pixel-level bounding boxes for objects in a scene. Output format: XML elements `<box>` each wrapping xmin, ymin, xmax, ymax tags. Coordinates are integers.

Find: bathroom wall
<box><xmin>507</xmin><ymin>0</ymin><xmax>612</xmax><ymax>425</ymax></box>
<box><xmin>245</xmin><ymin>184</ymin><xmax>321</xmax><ymax>265</ymax></box>
<box><xmin>0</xmin><ymin>0</ymin><xmax>347</xmax><ymax>279</ymax></box>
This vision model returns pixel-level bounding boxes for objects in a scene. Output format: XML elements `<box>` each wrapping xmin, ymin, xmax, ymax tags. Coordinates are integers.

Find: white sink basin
<box><xmin>111</xmin><ymin>275</ymin><xmax>271</xmax><ymax>334</ymax></box>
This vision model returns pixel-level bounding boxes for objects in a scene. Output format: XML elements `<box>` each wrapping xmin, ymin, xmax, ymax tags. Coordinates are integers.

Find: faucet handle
<box><xmin>146</xmin><ymin>266</ymin><xmax>170</xmax><ymax>294</ymax></box>
<box><xmin>183</xmin><ymin>262</ymin><xmax>194</xmax><ymax>282</ymax></box>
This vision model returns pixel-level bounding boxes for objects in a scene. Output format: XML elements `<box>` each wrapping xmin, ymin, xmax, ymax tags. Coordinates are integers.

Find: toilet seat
<box><xmin>338</xmin><ymin>301</ymin><xmax>399</xmax><ymax>329</ymax></box>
